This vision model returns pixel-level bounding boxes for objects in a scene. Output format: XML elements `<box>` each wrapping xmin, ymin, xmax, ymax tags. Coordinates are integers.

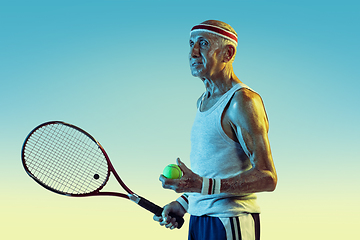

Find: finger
<box><xmin>159</xmin><ymin>215</ymin><xmax>169</xmax><ymax>226</ymax></box>
<box><xmin>176</xmin><ymin>158</ymin><xmax>189</xmax><ymax>172</ymax></box>
<box><xmin>159</xmin><ymin>174</ymin><xmax>173</xmax><ymax>183</ymax></box>
<box><xmin>159</xmin><ymin>175</ymin><xmax>177</xmax><ymax>190</ymax></box>
<box><xmin>160</xmin><ymin>220</ymin><xmax>167</xmax><ymax>226</ymax></box>
<box><xmin>159</xmin><ymin>174</ymin><xmax>166</xmax><ymax>183</ymax></box>
<box><xmin>165</xmin><ymin>217</ymin><xmax>176</xmax><ymax>229</ymax></box>
<box><xmin>170</xmin><ymin>221</ymin><xmax>178</xmax><ymax>230</ymax></box>
<box><xmin>161</xmin><ymin>205</ymin><xmax>171</xmax><ymax>221</ymax></box>
<box><xmin>159</xmin><ymin>204</ymin><xmax>181</xmax><ymax>229</ymax></box>
<box><xmin>153</xmin><ymin>215</ymin><xmax>162</xmax><ymax>222</ymax></box>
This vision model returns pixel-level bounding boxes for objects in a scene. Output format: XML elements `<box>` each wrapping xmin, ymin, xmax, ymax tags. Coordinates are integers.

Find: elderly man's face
<box><xmin>189</xmin><ymin>31</ymin><xmax>223</xmax><ymax>79</ymax></box>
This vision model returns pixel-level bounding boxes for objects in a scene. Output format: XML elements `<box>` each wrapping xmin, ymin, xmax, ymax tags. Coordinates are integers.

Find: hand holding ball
<box><xmin>162</xmin><ymin>164</ymin><xmax>182</xmax><ymax>179</ymax></box>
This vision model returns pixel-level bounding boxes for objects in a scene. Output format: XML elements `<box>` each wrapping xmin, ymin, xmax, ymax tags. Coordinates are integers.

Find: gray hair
<box><xmin>201</xmin><ymin>20</ymin><xmax>238</xmax><ymax>62</ymax></box>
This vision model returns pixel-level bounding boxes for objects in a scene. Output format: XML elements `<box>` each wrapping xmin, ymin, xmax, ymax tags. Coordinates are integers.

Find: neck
<box><xmin>202</xmin><ymin>65</ymin><xmax>241</xmax><ymax>97</ymax></box>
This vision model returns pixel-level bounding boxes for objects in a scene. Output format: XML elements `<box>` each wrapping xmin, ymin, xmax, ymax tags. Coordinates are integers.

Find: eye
<box><xmin>189</xmin><ymin>40</ymin><xmax>194</xmax><ymax>47</ymax></box>
<box><xmin>200</xmin><ymin>40</ymin><xmax>208</xmax><ymax>47</ymax></box>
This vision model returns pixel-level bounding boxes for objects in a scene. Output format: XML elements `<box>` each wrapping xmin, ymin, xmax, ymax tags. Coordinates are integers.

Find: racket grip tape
<box><xmin>137</xmin><ymin>196</ymin><xmax>184</xmax><ymax>229</ymax></box>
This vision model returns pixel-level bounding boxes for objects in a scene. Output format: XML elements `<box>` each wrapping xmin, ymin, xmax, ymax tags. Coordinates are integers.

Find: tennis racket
<box><xmin>21</xmin><ymin>121</ymin><xmax>184</xmax><ymax>228</ymax></box>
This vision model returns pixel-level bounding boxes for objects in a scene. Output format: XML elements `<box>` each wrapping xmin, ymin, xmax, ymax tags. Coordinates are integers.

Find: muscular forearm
<box><xmin>161</xmin><ymin>159</ymin><xmax>277</xmax><ymax>195</ymax></box>
<box><xmin>220</xmin><ymin>168</ymin><xmax>277</xmax><ymax>194</ymax></box>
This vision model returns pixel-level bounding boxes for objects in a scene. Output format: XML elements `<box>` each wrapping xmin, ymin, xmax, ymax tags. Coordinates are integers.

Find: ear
<box><xmin>223</xmin><ymin>45</ymin><xmax>236</xmax><ymax>62</ymax></box>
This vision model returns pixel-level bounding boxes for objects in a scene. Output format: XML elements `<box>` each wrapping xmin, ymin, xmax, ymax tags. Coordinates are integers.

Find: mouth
<box><xmin>191</xmin><ymin>62</ymin><xmax>203</xmax><ymax>66</ymax></box>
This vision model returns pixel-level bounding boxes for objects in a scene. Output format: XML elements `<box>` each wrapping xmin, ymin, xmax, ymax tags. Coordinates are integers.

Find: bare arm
<box><xmin>221</xmin><ymin>88</ymin><xmax>277</xmax><ymax>194</ymax></box>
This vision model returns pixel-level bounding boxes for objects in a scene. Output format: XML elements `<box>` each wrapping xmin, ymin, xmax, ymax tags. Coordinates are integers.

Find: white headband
<box><xmin>191</xmin><ymin>24</ymin><xmax>238</xmax><ymax>46</ymax></box>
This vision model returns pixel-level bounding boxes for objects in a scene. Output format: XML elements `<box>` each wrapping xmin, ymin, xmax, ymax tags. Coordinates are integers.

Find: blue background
<box><xmin>1</xmin><ymin>1</ymin><xmax>359</xmax><ymax>239</ymax></box>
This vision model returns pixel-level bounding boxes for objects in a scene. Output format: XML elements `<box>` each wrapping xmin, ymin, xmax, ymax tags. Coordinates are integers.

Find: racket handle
<box><xmin>134</xmin><ymin>195</ymin><xmax>184</xmax><ymax>229</ymax></box>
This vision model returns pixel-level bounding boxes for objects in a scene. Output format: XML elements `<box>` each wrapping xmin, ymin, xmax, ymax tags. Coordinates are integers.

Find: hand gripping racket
<box><xmin>21</xmin><ymin>121</ymin><xmax>184</xmax><ymax>228</ymax></box>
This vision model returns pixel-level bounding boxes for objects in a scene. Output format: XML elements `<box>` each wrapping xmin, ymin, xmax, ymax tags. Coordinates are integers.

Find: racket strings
<box><xmin>28</xmin><ymin>126</ymin><xmax>82</xmax><ymax>190</ymax></box>
<box><xmin>27</xmin><ymin>125</ymin><xmax>106</xmax><ymax>194</ymax></box>
<box><xmin>23</xmin><ymin>123</ymin><xmax>109</xmax><ymax>195</ymax></box>
<box><xmin>27</xmin><ymin>126</ymin><xmax>85</xmax><ymax>192</ymax></box>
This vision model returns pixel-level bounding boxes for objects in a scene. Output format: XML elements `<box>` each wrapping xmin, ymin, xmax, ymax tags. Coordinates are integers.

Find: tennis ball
<box><xmin>162</xmin><ymin>164</ymin><xmax>182</xmax><ymax>179</ymax></box>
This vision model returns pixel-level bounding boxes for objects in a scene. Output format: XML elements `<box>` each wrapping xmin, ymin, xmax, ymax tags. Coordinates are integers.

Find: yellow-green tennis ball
<box><xmin>162</xmin><ymin>164</ymin><xmax>182</xmax><ymax>179</ymax></box>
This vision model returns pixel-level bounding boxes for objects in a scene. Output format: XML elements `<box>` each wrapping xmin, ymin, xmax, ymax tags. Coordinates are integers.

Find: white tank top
<box><xmin>188</xmin><ymin>82</ymin><xmax>261</xmax><ymax>217</ymax></box>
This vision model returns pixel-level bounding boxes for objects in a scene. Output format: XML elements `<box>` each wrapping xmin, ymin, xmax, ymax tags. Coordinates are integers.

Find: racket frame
<box><xmin>21</xmin><ymin>121</ymin><xmax>184</xmax><ymax>228</ymax></box>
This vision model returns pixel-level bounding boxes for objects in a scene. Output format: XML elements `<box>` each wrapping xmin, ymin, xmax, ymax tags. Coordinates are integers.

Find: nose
<box><xmin>190</xmin><ymin>42</ymin><xmax>200</xmax><ymax>58</ymax></box>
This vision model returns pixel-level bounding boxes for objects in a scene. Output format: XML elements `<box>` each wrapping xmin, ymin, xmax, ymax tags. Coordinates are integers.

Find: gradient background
<box><xmin>1</xmin><ymin>0</ymin><xmax>359</xmax><ymax>239</ymax></box>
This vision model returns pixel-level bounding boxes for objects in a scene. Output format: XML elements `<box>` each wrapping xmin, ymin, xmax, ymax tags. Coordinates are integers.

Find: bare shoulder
<box><xmin>233</xmin><ymin>88</ymin><xmax>263</xmax><ymax>107</ymax></box>
<box><xmin>228</xmin><ymin>88</ymin><xmax>269</xmax><ymax>132</ymax></box>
